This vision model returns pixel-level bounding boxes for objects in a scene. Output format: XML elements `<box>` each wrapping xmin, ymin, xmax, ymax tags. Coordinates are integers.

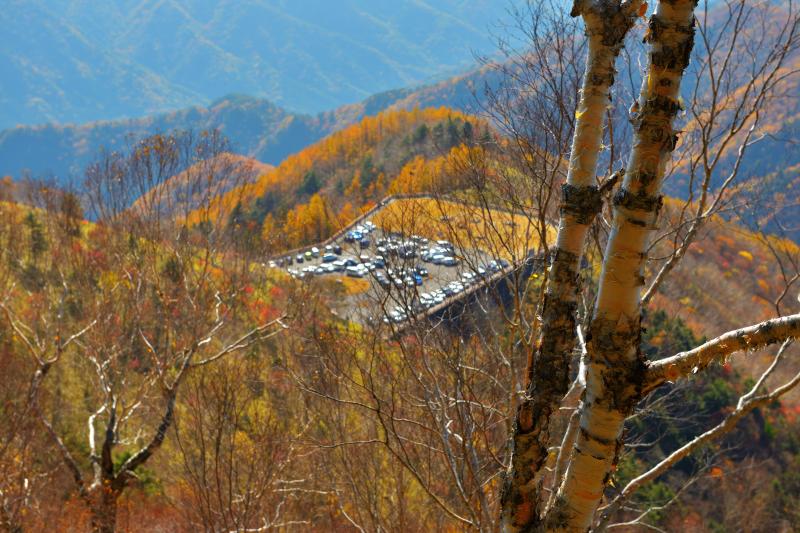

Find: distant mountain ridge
<box><xmin>0</xmin><ymin>73</ymin><xmax>480</xmax><ymax>183</ymax></box>
<box><xmin>0</xmin><ymin>0</ymin><xmax>509</xmax><ymax>129</ymax></box>
<box><xmin>2</xmin><ymin>1</ymin><xmax>797</xmax><ymax>241</ymax></box>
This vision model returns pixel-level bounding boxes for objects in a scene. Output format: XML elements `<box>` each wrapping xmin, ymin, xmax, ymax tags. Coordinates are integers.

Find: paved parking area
<box><xmin>269</xmin><ymin>218</ymin><xmax>509</xmax><ymax>325</ymax></box>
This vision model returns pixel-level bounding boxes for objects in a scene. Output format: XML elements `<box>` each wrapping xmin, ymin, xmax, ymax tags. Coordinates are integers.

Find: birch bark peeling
<box><xmin>501</xmin><ymin>1</ymin><xmax>642</xmax><ymax>531</ymax></box>
<box><xmin>548</xmin><ymin>1</ymin><xmax>698</xmax><ymax>530</ymax></box>
<box><xmin>647</xmin><ymin>313</ymin><xmax>800</xmax><ymax>389</ymax></box>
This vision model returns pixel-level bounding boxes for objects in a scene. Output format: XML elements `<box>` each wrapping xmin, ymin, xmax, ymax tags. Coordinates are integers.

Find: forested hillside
<box><xmin>202</xmin><ymin>106</ymin><xmax>487</xmax><ymax>249</ymax></box>
<box><xmin>3</xmin><ymin>1</ymin><xmax>800</xmax><ymax>532</ymax></box>
<box><xmin>3</xmin><ymin>30</ymin><xmax>798</xmax><ymax>241</ymax></box>
<box><xmin>1</xmin><ymin>124</ymin><xmax>798</xmax><ymax>531</ymax></box>
<box><xmin>0</xmin><ymin>83</ymin><xmax>478</xmax><ymax>182</ymax></box>
<box><xmin>0</xmin><ymin>95</ymin><xmax>351</xmax><ymax>181</ymax></box>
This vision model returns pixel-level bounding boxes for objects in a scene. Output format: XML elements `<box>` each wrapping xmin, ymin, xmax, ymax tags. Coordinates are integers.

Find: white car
<box><xmin>346</xmin><ymin>265</ymin><xmax>367</xmax><ymax>278</ymax></box>
<box><xmin>448</xmin><ymin>281</ymin><xmax>464</xmax><ymax>293</ymax></box>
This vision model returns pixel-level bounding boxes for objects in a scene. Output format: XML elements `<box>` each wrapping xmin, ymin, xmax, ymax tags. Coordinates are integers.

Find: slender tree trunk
<box><xmin>547</xmin><ymin>1</ymin><xmax>698</xmax><ymax>530</ymax></box>
<box><xmin>90</xmin><ymin>488</ymin><xmax>119</xmax><ymax>533</ymax></box>
<box><xmin>501</xmin><ymin>1</ymin><xmax>642</xmax><ymax>530</ymax></box>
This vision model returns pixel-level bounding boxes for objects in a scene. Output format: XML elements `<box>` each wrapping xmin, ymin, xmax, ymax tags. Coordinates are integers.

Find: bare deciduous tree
<box><xmin>0</xmin><ymin>131</ymin><xmax>285</xmax><ymax>533</ymax></box>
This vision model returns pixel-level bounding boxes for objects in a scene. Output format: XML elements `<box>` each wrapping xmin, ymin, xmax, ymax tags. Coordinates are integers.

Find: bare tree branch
<box><xmin>647</xmin><ymin>313</ymin><xmax>800</xmax><ymax>388</ymax></box>
<box><xmin>600</xmin><ymin>339</ymin><xmax>798</xmax><ymax>529</ymax></box>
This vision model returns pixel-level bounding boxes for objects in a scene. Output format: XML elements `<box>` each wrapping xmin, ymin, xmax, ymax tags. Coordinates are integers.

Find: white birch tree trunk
<box><xmin>501</xmin><ymin>1</ymin><xmax>642</xmax><ymax>530</ymax></box>
<box><xmin>546</xmin><ymin>1</ymin><xmax>699</xmax><ymax>530</ymax></box>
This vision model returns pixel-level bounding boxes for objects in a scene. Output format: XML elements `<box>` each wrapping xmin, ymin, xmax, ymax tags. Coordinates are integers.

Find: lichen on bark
<box><xmin>500</xmin><ymin>2</ymin><xmax>645</xmax><ymax>531</ymax></box>
<box><xmin>547</xmin><ymin>1</ymin><xmax>699</xmax><ymax>530</ymax></box>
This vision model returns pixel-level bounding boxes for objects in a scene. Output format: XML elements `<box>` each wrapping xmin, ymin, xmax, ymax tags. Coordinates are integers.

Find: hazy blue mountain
<box><xmin>0</xmin><ymin>0</ymin><xmax>510</xmax><ymax>129</ymax></box>
<box><xmin>0</xmin><ymin>70</ymin><xmax>484</xmax><ymax>183</ymax></box>
<box><xmin>0</xmin><ymin>95</ymin><xmax>325</xmax><ymax>182</ymax></box>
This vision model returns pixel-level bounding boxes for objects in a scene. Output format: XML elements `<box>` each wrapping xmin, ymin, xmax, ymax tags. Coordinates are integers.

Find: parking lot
<box><xmin>269</xmin><ymin>217</ymin><xmax>510</xmax><ymax>325</ymax></box>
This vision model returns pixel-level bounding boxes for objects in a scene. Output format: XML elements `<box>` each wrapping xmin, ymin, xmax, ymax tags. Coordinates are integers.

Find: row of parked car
<box><xmin>379</xmin><ymin>258</ymin><xmax>511</xmax><ymax>324</ymax></box>
<box><xmin>267</xmin><ymin>218</ymin><xmax>515</xmax><ymax>326</ymax></box>
<box><xmin>267</xmin><ymin>243</ymin><xmax>344</xmax><ymax>269</ymax></box>
<box><xmin>343</xmin><ymin>220</ymin><xmax>378</xmax><ymax>248</ymax></box>
<box><xmin>373</xmin><ymin>266</ymin><xmax>428</xmax><ymax>288</ymax></box>
<box><xmin>287</xmin><ymin>255</ymin><xmax>362</xmax><ymax>279</ymax></box>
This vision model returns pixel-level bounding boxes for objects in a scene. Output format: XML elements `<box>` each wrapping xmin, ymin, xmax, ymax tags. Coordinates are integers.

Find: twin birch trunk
<box><xmin>548</xmin><ymin>1</ymin><xmax>699</xmax><ymax>530</ymax></box>
<box><xmin>501</xmin><ymin>1</ymin><xmax>642</xmax><ymax>530</ymax></box>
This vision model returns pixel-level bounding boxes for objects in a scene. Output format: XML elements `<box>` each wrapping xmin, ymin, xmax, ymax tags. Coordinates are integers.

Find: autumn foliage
<box><xmin>190</xmin><ymin>106</ymin><xmax>487</xmax><ymax>248</ymax></box>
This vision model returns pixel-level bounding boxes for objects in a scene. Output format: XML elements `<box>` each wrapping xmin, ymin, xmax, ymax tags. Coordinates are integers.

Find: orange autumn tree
<box><xmin>283</xmin><ymin>193</ymin><xmax>336</xmax><ymax>247</ymax></box>
<box><xmin>188</xmin><ymin>106</ymin><xmax>484</xmax><ymax>247</ymax></box>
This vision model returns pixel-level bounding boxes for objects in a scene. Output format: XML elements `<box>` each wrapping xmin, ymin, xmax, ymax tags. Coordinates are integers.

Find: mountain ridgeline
<box><xmin>0</xmin><ymin>74</ymin><xmax>483</xmax><ymax>184</ymax></box>
<box><xmin>1</xmin><ymin>2</ymin><xmax>797</xmax><ymax>240</ymax></box>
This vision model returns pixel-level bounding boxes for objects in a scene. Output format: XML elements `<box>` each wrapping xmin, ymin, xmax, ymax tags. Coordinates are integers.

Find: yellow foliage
<box><xmin>283</xmin><ymin>193</ymin><xmax>335</xmax><ymax>247</ymax></box>
<box><xmin>98</xmin><ymin>270</ymin><xmax>119</xmax><ymax>292</ymax></box>
<box><xmin>373</xmin><ymin>197</ymin><xmax>554</xmax><ymax>259</ymax></box>
<box><xmin>334</xmin><ymin>276</ymin><xmax>371</xmax><ymax>295</ymax></box>
<box><xmin>388</xmin><ymin>144</ymin><xmax>486</xmax><ymax>194</ymax></box>
<box><xmin>337</xmin><ymin>202</ymin><xmax>356</xmax><ymax>229</ymax></box>
<box><xmin>261</xmin><ymin>213</ymin><xmax>278</xmax><ymax>241</ymax></box>
<box><xmin>190</xmin><ymin>106</ymin><xmax>475</xmax><ymax>227</ymax></box>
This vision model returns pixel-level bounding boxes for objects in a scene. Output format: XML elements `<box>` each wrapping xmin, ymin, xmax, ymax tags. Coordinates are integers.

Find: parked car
<box><xmin>399</xmin><ymin>247</ymin><xmax>416</xmax><ymax>259</ymax></box>
<box><xmin>322</xmin><ymin>253</ymin><xmax>337</xmax><ymax>263</ymax></box>
<box><xmin>346</xmin><ymin>265</ymin><xmax>366</xmax><ymax>278</ymax></box>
